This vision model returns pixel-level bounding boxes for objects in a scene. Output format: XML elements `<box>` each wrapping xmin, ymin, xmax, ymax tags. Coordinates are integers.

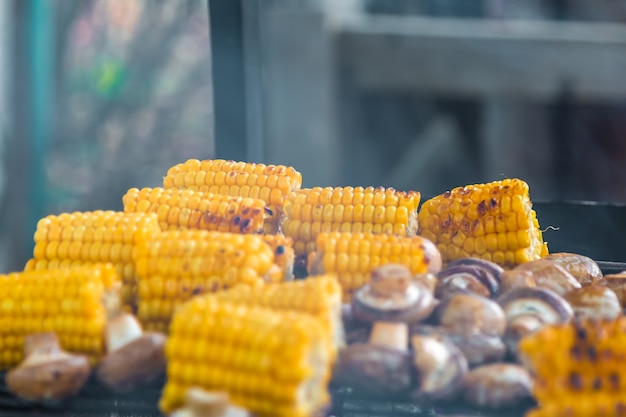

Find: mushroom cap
<box><xmin>564</xmin><ymin>286</ymin><xmax>622</xmax><ymax>320</ymax></box>
<box><xmin>436</xmin><ymin>292</ymin><xmax>506</xmax><ymax>337</ymax></box>
<box><xmin>503</xmin><ymin>314</ymin><xmax>545</xmax><ymax>358</ymax></box>
<box><xmin>333</xmin><ymin>344</ymin><xmax>412</xmax><ymax>397</ymax></box>
<box><xmin>544</xmin><ymin>252</ymin><xmax>603</xmax><ymax>286</ymax></box>
<box><xmin>497</xmin><ymin>287</ymin><xmax>574</xmax><ymax>325</ymax></box>
<box><xmin>435</xmin><ymin>265</ymin><xmax>496</xmax><ymax>299</ymax></box>
<box><xmin>447</xmin><ymin>258</ymin><xmax>504</xmax><ymax>285</ymax></box>
<box><xmin>351</xmin><ymin>280</ymin><xmax>435</xmax><ymax>324</ymax></box>
<box><xmin>6</xmin><ymin>353</ymin><xmax>90</xmax><ymax>402</ymax></box>
<box><xmin>515</xmin><ymin>259</ymin><xmax>581</xmax><ymax>296</ymax></box>
<box><xmin>420</xmin><ymin>238</ymin><xmax>443</xmax><ymax>274</ymax></box>
<box><xmin>96</xmin><ymin>332</ymin><xmax>167</xmax><ymax>392</ymax></box>
<box><xmin>461</xmin><ymin>363</ymin><xmax>533</xmax><ymax>409</ymax></box>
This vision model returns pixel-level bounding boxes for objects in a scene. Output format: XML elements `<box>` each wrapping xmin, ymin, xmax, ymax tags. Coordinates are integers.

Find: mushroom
<box><xmin>497</xmin><ymin>287</ymin><xmax>573</xmax><ymax>357</ymax></box>
<box><xmin>600</xmin><ymin>273</ymin><xmax>626</xmax><ymax>308</ymax></box>
<box><xmin>420</xmin><ymin>238</ymin><xmax>443</xmax><ymax>274</ymax></box>
<box><xmin>436</xmin><ymin>258</ymin><xmax>503</xmax><ymax>299</ymax></box>
<box><xmin>413</xmin><ymin>273</ymin><xmax>438</xmax><ymax>293</ymax></box>
<box><xmin>170</xmin><ymin>388</ymin><xmax>250</xmax><ymax>417</ymax></box>
<box><xmin>514</xmin><ymin>259</ymin><xmax>581</xmax><ymax>296</ymax></box>
<box><xmin>543</xmin><ymin>252</ymin><xmax>603</xmax><ymax>286</ymax></box>
<box><xmin>96</xmin><ymin>313</ymin><xmax>167</xmax><ymax>392</ymax></box>
<box><xmin>410</xmin><ymin>334</ymin><xmax>468</xmax><ymax>402</ymax></box>
<box><xmin>351</xmin><ymin>264</ymin><xmax>436</xmax><ymax>324</ymax></box>
<box><xmin>564</xmin><ymin>286</ymin><xmax>622</xmax><ymax>320</ymax></box>
<box><xmin>5</xmin><ymin>332</ymin><xmax>90</xmax><ymax>402</ymax></box>
<box><xmin>341</xmin><ymin>304</ymin><xmax>370</xmax><ymax>345</ymax></box>
<box><xmin>461</xmin><ymin>363</ymin><xmax>533</xmax><ymax>409</ymax></box>
<box><xmin>410</xmin><ymin>325</ymin><xmax>506</xmax><ymax>367</ymax></box>
<box><xmin>333</xmin><ymin>321</ymin><xmax>412</xmax><ymax>397</ymax></box>
<box><xmin>436</xmin><ymin>292</ymin><xmax>506</xmax><ymax>337</ymax></box>
<box><xmin>500</xmin><ymin>270</ymin><xmax>537</xmax><ymax>295</ymax></box>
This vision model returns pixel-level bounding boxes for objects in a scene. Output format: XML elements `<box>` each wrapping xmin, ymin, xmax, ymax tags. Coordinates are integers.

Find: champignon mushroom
<box><xmin>514</xmin><ymin>259</ymin><xmax>581</xmax><ymax>296</ymax></box>
<box><xmin>410</xmin><ymin>325</ymin><xmax>506</xmax><ymax>367</ymax></box>
<box><xmin>543</xmin><ymin>252</ymin><xmax>603</xmax><ymax>286</ymax></box>
<box><xmin>600</xmin><ymin>273</ymin><xmax>626</xmax><ymax>308</ymax></box>
<box><xmin>564</xmin><ymin>286</ymin><xmax>622</xmax><ymax>320</ymax></box>
<box><xmin>410</xmin><ymin>334</ymin><xmax>468</xmax><ymax>402</ymax></box>
<box><xmin>96</xmin><ymin>313</ymin><xmax>167</xmax><ymax>392</ymax></box>
<box><xmin>437</xmin><ymin>258</ymin><xmax>503</xmax><ymax>298</ymax></box>
<box><xmin>500</xmin><ymin>270</ymin><xmax>537</xmax><ymax>295</ymax></box>
<box><xmin>497</xmin><ymin>287</ymin><xmax>573</xmax><ymax>357</ymax></box>
<box><xmin>461</xmin><ymin>363</ymin><xmax>533</xmax><ymax>409</ymax></box>
<box><xmin>436</xmin><ymin>292</ymin><xmax>506</xmax><ymax>337</ymax></box>
<box><xmin>5</xmin><ymin>332</ymin><xmax>90</xmax><ymax>402</ymax></box>
<box><xmin>413</xmin><ymin>273</ymin><xmax>438</xmax><ymax>293</ymax></box>
<box><xmin>333</xmin><ymin>321</ymin><xmax>412</xmax><ymax>397</ymax></box>
<box><xmin>170</xmin><ymin>388</ymin><xmax>250</xmax><ymax>417</ymax></box>
<box><xmin>351</xmin><ymin>264</ymin><xmax>436</xmax><ymax>324</ymax></box>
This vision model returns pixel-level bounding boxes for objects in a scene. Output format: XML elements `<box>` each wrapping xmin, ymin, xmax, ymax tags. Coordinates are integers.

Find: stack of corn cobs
<box><xmin>2</xmin><ymin>158</ymin><xmax>624</xmax><ymax>417</ymax></box>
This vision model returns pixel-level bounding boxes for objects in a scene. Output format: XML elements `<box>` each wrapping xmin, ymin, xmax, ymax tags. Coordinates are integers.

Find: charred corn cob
<box><xmin>212</xmin><ymin>274</ymin><xmax>343</xmax><ymax>351</ymax></box>
<box><xmin>25</xmin><ymin>211</ymin><xmax>160</xmax><ymax>309</ymax></box>
<box><xmin>283</xmin><ymin>186</ymin><xmax>421</xmax><ymax>257</ymax></box>
<box><xmin>418</xmin><ymin>178</ymin><xmax>548</xmax><ymax>267</ymax></box>
<box><xmin>0</xmin><ymin>264</ymin><xmax>120</xmax><ymax>369</ymax></box>
<box><xmin>163</xmin><ymin>159</ymin><xmax>302</xmax><ymax>234</ymax></box>
<box><xmin>260</xmin><ymin>234</ymin><xmax>295</xmax><ymax>282</ymax></box>
<box><xmin>307</xmin><ymin>232</ymin><xmax>439</xmax><ymax>300</ymax></box>
<box><xmin>135</xmin><ymin>230</ymin><xmax>281</xmax><ymax>332</ymax></box>
<box><xmin>159</xmin><ymin>296</ymin><xmax>332</xmax><ymax>417</ymax></box>
<box><xmin>123</xmin><ymin>187</ymin><xmax>268</xmax><ymax>234</ymax></box>
<box><xmin>520</xmin><ymin>318</ymin><xmax>626</xmax><ymax>417</ymax></box>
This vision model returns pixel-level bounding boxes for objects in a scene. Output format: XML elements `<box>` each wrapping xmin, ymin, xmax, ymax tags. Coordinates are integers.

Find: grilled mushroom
<box><xmin>500</xmin><ymin>270</ymin><xmax>537</xmax><ymax>295</ymax></box>
<box><xmin>543</xmin><ymin>252</ymin><xmax>603</xmax><ymax>286</ymax></box>
<box><xmin>5</xmin><ymin>332</ymin><xmax>90</xmax><ymax>402</ymax></box>
<box><xmin>497</xmin><ymin>287</ymin><xmax>573</xmax><ymax>356</ymax></box>
<box><xmin>351</xmin><ymin>264</ymin><xmax>436</xmax><ymax>324</ymax></box>
<box><xmin>333</xmin><ymin>322</ymin><xmax>412</xmax><ymax>397</ymax></box>
<box><xmin>564</xmin><ymin>286</ymin><xmax>622</xmax><ymax>320</ymax></box>
<box><xmin>170</xmin><ymin>388</ymin><xmax>250</xmax><ymax>417</ymax></box>
<box><xmin>410</xmin><ymin>334</ymin><xmax>468</xmax><ymax>402</ymax></box>
<box><xmin>435</xmin><ymin>258</ymin><xmax>503</xmax><ymax>299</ymax></box>
<box><xmin>461</xmin><ymin>363</ymin><xmax>533</xmax><ymax>409</ymax></box>
<box><xmin>96</xmin><ymin>313</ymin><xmax>167</xmax><ymax>391</ymax></box>
<box><xmin>600</xmin><ymin>273</ymin><xmax>626</xmax><ymax>308</ymax></box>
<box><xmin>514</xmin><ymin>259</ymin><xmax>581</xmax><ymax>296</ymax></box>
<box><xmin>436</xmin><ymin>292</ymin><xmax>506</xmax><ymax>337</ymax></box>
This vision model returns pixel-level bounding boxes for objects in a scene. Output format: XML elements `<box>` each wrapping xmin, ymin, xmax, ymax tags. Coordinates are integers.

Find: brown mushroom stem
<box><xmin>369</xmin><ymin>322</ymin><xmax>408</xmax><ymax>351</ymax></box>
<box><xmin>96</xmin><ymin>313</ymin><xmax>166</xmax><ymax>392</ymax></box>
<box><xmin>5</xmin><ymin>332</ymin><xmax>90</xmax><ymax>402</ymax></box>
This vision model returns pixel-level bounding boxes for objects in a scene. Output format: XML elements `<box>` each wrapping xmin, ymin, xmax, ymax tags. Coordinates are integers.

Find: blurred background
<box><xmin>3</xmin><ymin>0</ymin><xmax>626</xmax><ymax>271</ymax></box>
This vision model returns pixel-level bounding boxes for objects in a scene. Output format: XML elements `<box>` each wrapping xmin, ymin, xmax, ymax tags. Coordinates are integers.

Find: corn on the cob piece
<box><xmin>418</xmin><ymin>178</ymin><xmax>548</xmax><ymax>267</ymax></box>
<box><xmin>260</xmin><ymin>234</ymin><xmax>295</xmax><ymax>282</ymax></box>
<box><xmin>212</xmin><ymin>274</ymin><xmax>343</xmax><ymax>352</ymax></box>
<box><xmin>163</xmin><ymin>159</ymin><xmax>302</xmax><ymax>234</ymax></box>
<box><xmin>159</xmin><ymin>296</ymin><xmax>332</xmax><ymax>417</ymax></box>
<box><xmin>283</xmin><ymin>186</ymin><xmax>421</xmax><ymax>257</ymax></box>
<box><xmin>307</xmin><ymin>232</ymin><xmax>438</xmax><ymax>300</ymax></box>
<box><xmin>25</xmin><ymin>210</ymin><xmax>160</xmax><ymax>309</ymax></box>
<box><xmin>123</xmin><ymin>187</ymin><xmax>269</xmax><ymax>234</ymax></box>
<box><xmin>0</xmin><ymin>264</ymin><xmax>120</xmax><ymax>369</ymax></box>
<box><xmin>135</xmin><ymin>230</ymin><xmax>281</xmax><ymax>332</ymax></box>
<box><xmin>519</xmin><ymin>318</ymin><xmax>626</xmax><ymax>417</ymax></box>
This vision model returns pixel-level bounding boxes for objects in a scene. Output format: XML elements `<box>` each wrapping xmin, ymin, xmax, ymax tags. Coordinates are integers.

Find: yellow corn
<box><xmin>418</xmin><ymin>178</ymin><xmax>548</xmax><ymax>267</ymax></box>
<box><xmin>307</xmin><ymin>232</ymin><xmax>435</xmax><ymax>300</ymax></box>
<box><xmin>123</xmin><ymin>187</ymin><xmax>268</xmax><ymax>234</ymax></box>
<box><xmin>0</xmin><ymin>264</ymin><xmax>120</xmax><ymax>369</ymax></box>
<box><xmin>212</xmin><ymin>274</ymin><xmax>343</xmax><ymax>352</ymax></box>
<box><xmin>163</xmin><ymin>159</ymin><xmax>302</xmax><ymax>234</ymax></box>
<box><xmin>25</xmin><ymin>210</ymin><xmax>160</xmax><ymax>309</ymax></box>
<box><xmin>520</xmin><ymin>318</ymin><xmax>626</xmax><ymax>417</ymax></box>
<box><xmin>135</xmin><ymin>230</ymin><xmax>281</xmax><ymax>332</ymax></box>
<box><xmin>261</xmin><ymin>234</ymin><xmax>295</xmax><ymax>282</ymax></box>
<box><xmin>283</xmin><ymin>186</ymin><xmax>421</xmax><ymax>257</ymax></box>
<box><xmin>159</xmin><ymin>296</ymin><xmax>332</xmax><ymax>417</ymax></box>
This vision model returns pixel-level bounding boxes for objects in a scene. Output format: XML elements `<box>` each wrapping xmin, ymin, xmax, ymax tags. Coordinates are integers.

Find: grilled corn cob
<box><xmin>123</xmin><ymin>187</ymin><xmax>268</xmax><ymax>234</ymax></box>
<box><xmin>520</xmin><ymin>318</ymin><xmax>626</xmax><ymax>417</ymax></box>
<box><xmin>307</xmin><ymin>232</ymin><xmax>440</xmax><ymax>300</ymax></box>
<box><xmin>212</xmin><ymin>274</ymin><xmax>343</xmax><ymax>351</ymax></box>
<box><xmin>159</xmin><ymin>296</ymin><xmax>332</xmax><ymax>417</ymax></box>
<box><xmin>418</xmin><ymin>178</ymin><xmax>548</xmax><ymax>267</ymax></box>
<box><xmin>283</xmin><ymin>186</ymin><xmax>421</xmax><ymax>257</ymax></box>
<box><xmin>135</xmin><ymin>230</ymin><xmax>281</xmax><ymax>332</ymax></box>
<box><xmin>25</xmin><ymin>211</ymin><xmax>160</xmax><ymax>308</ymax></box>
<box><xmin>0</xmin><ymin>264</ymin><xmax>120</xmax><ymax>369</ymax></box>
<box><xmin>163</xmin><ymin>159</ymin><xmax>302</xmax><ymax>234</ymax></box>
